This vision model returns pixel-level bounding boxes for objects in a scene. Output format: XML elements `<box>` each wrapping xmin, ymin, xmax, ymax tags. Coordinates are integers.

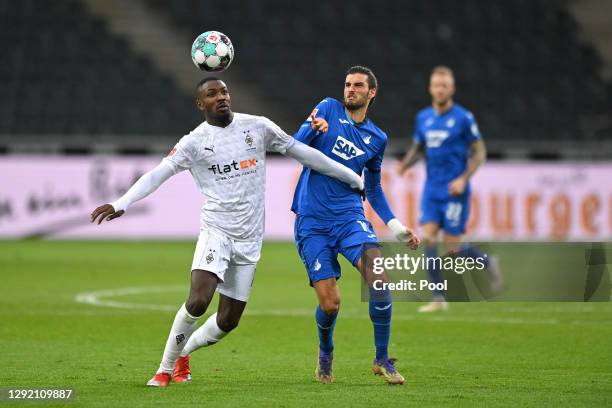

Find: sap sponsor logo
<box><xmin>332</xmin><ymin>135</ymin><xmax>365</xmax><ymax>160</ymax></box>
<box><xmin>208</xmin><ymin>158</ymin><xmax>258</xmax><ymax>174</ymax></box>
<box><xmin>425</xmin><ymin>130</ymin><xmax>449</xmax><ymax>148</ymax></box>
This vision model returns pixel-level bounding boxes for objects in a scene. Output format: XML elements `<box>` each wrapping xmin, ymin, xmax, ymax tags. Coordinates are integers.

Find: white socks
<box><xmin>157</xmin><ymin>303</ymin><xmax>200</xmax><ymax>373</ymax></box>
<box><xmin>180</xmin><ymin>312</ymin><xmax>227</xmax><ymax>357</ymax></box>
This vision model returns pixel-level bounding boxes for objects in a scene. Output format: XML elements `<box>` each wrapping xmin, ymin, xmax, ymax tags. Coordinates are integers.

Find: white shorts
<box><xmin>191</xmin><ymin>228</ymin><xmax>262</xmax><ymax>302</ymax></box>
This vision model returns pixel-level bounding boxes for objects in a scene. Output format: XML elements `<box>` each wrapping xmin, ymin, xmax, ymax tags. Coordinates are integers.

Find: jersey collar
<box><xmin>344</xmin><ymin>108</ymin><xmax>367</xmax><ymax>127</ymax></box>
<box><xmin>433</xmin><ymin>102</ymin><xmax>454</xmax><ymax>117</ymax></box>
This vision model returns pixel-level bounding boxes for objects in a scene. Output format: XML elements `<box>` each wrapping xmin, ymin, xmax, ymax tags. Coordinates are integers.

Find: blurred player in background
<box><xmin>90</xmin><ymin>78</ymin><xmax>365</xmax><ymax>387</ymax></box>
<box><xmin>398</xmin><ymin>66</ymin><xmax>501</xmax><ymax>312</ymax></box>
<box><xmin>292</xmin><ymin>66</ymin><xmax>420</xmax><ymax>385</ymax></box>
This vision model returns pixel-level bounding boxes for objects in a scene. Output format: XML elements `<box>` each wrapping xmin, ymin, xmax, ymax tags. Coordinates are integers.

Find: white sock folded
<box><xmin>157</xmin><ymin>303</ymin><xmax>200</xmax><ymax>373</ymax></box>
<box><xmin>180</xmin><ymin>312</ymin><xmax>227</xmax><ymax>357</ymax></box>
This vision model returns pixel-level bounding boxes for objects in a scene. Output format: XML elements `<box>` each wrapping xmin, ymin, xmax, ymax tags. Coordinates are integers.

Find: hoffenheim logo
<box><xmin>332</xmin><ymin>135</ymin><xmax>365</xmax><ymax>160</ymax></box>
<box><xmin>362</xmin><ymin>135</ymin><xmax>371</xmax><ymax>144</ymax></box>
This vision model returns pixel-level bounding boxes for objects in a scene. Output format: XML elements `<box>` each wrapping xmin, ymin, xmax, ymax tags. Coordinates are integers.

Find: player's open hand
<box><xmin>448</xmin><ymin>176</ymin><xmax>466</xmax><ymax>196</ymax></box>
<box><xmin>402</xmin><ymin>228</ymin><xmax>420</xmax><ymax>250</ymax></box>
<box><xmin>90</xmin><ymin>204</ymin><xmax>124</xmax><ymax>225</ymax></box>
<box><xmin>310</xmin><ymin>113</ymin><xmax>329</xmax><ymax>133</ymax></box>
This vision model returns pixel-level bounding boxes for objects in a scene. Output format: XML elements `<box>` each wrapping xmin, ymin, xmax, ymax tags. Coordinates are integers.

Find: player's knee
<box><xmin>185</xmin><ymin>296</ymin><xmax>210</xmax><ymax>317</ymax></box>
<box><xmin>216</xmin><ymin>314</ymin><xmax>240</xmax><ymax>332</ymax></box>
<box><xmin>320</xmin><ymin>297</ymin><xmax>340</xmax><ymax>315</ymax></box>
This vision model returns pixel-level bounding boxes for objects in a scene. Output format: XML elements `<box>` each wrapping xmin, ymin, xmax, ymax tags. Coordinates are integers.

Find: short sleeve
<box><xmin>163</xmin><ymin>135</ymin><xmax>195</xmax><ymax>170</ymax></box>
<box><xmin>413</xmin><ymin>114</ymin><xmax>424</xmax><ymax>144</ymax></box>
<box><xmin>293</xmin><ymin>98</ymin><xmax>332</xmax><ymax>145</ymax></box>
<box><xmin>262</xmin><ymin>117</ymin><xmax>296</xmax><ymax>154</ymax></box>
<box><xmin>463</xmin><ymin>111</ymin><xmax>481</xmax><ymax>143</ymax></box>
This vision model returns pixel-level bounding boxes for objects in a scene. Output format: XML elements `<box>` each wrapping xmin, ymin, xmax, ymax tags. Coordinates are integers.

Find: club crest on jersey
<box><xmin>244</xmin><ymin>130</ymin><xmax>253</xmax><ymax>147</ymax></box>
<box><xmin>425</xmin><ymin>130</ymin><xmax>449</xmax><ymax>148</ymax></box>
<box><xmin>446</xmin><ymin>118</ymin><xmax>455</xmax><ymax>128</ymax></box>
<box><xmin>332</xmin><ymin>135</ymin><xmax>365</xmax><ymax>160</ymax></box>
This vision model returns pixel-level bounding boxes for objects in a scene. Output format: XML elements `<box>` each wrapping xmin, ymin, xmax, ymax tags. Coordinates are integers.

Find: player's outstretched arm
<box><xmin>398</xmin><ymin>142</ymin><xmax>424</xmax><ymax>175</ymax></box>
<box><xmin>90</xmin><ymin>160</ymin><xmax>176</xmax><ymax>225</ymax></box>
<box><xmin>364</xmin><ymin>168</ymin><xmax>419</xmax><ymax>249</ymax></box>
<box><xmin>284</xmin><ymin>140</ymin><xmax>364</xmax><ymax>191</ymax></box>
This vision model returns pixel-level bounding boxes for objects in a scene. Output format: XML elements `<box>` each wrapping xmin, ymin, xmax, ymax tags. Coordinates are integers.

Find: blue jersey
<box><xmin>291</xmin><ymin>97</ymin><xmax>393</xmax><ymax>222</ymax></box>
<box><xmin>413</xmin><ymin>104</ymin><xmax>481</xmax><ymax>200</ymax></box>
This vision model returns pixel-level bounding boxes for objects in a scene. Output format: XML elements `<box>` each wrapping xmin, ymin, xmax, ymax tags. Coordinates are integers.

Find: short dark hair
<box><xmin>346</xmin><ymin>65</ymin><xmax>378</xmax><ymax>90</ymax></box>
<box><xmin>346</xmin><ymin>65</ymin><xmax>378</xmax><ymax>107</ymax></box>
<box><xmin>195</xmin><ymin>76</ymin><xmax>222</xmax><ymax>94</ymax></box>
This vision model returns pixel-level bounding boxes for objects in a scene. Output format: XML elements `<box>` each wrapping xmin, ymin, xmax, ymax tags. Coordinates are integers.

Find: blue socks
<box><xmin>369</xmin><ymin>288</ymin><xmax>392</xmax><ymax>360</ymax></box>
<box><xmin>316</xmin><ymin>290</ymin><xmax>393</xmax><ymax>361</ymax></box>
<box><xmin>315</xmin><ymin>305</ymin><xmax>337</xmax><ymax>354</ymax></box>
<box><xmin>425</xmin><ymin>245</ymin><xmax>444</xmax><ymax>296</ymax></box>
<box><xmin>458</xmin><ymin>244</ymin><xmax>490</xmax><ymax>268</ymax></box>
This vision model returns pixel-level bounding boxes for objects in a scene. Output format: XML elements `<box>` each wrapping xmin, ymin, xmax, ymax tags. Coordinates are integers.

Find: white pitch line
<box><xmin>75</xmin><ymin>285</ymin><xmax>185</xmax><ymax>312</ymax></box>
<box><xmin>74</xmin><ymin>286</ymin><xmax>612</xmax><ymax>326</ymax></box>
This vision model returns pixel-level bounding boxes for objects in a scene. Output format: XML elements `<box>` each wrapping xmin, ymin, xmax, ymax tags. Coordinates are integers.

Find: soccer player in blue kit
<box><xmin>399</xmin><ymin>66</ymin><xmax>501</xmax><ymax>312</ymax></box>
<box><xmin>292</xmin><ymin>66</ymin><xmax>420</xmax><ymax>384</ymax></box>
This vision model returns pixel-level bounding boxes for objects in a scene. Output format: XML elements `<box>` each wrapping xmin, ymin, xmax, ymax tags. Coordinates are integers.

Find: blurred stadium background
<box><xmin>1</xmin><ymin>1</ymin><xmax>611</xmax><ymax>406</ymax></box>
<box><xmin>1</xmin><ymin>0</ymin><xmax>612</xmax><ymax>157</ymax></box>
<box><xmin>1</xmin><ymin>0</ymin><xmax>611</xmax><ymax>241</ymax></box>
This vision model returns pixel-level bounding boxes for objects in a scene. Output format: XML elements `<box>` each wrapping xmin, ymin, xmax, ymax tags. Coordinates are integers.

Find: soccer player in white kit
<box><xmin>90</xmin><ymin>78</ymin><xmax>364</xmax><ymax>387</ymax></box>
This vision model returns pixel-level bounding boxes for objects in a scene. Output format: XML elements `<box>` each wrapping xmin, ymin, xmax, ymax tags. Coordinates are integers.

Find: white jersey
<box><xmin>163</xmin><ymin>113</ymin><xmax>294</xmax><ymax>241</ymax></box>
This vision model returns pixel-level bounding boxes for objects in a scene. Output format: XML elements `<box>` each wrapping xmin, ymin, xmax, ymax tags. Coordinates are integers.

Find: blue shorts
<box><xmin>419</xmin><ymin>193</ymin><xmax>470</xmax><ymax>236</ymax></box>
<box><xmin>294</xmin><ymin>215</ymin><xmax>379</xmax><ymax>284</ymax></box>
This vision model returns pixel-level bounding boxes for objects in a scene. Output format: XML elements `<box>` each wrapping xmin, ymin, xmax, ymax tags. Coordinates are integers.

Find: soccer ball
<box><xmin>191</xmin><ymin>31</ymin><xmax>234</xmax><ymax>72</ymax></box>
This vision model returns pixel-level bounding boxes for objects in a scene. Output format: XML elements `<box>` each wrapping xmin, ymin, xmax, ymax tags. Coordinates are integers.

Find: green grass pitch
<box><xmin>0</xmin><ymin>240</ymin><xmax>611</xmax><ymax>407</ymax></box>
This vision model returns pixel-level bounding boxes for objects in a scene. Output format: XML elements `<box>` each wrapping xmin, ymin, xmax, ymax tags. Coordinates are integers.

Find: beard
<box><xmin>344</xmin><ymin>96</ymin><xmax>368</xmax><ymax>111</ymax></box>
